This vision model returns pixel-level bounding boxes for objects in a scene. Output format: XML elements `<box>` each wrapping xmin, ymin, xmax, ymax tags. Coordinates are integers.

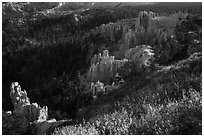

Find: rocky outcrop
<box><xmin>86</xmin><ymin>45</ymin><xmax>154</xmax><ymax>96</ymax></box>
<box><xmin>86</xmin><ymin>50</ymin><xmax>127</xmax><ymax>84</ymax></box>
<box><xmin>139</xmin><ymin>11</ymin><xmax>157</xmax><ymax>29</ymax></box>
<box><xmin>90</xmin><ymin>80</ymin><xmax>124</xmax><ymax>97</ymax></box>
<box><xmin>91</xmin><ymin>81</ymin><xmax>105</xmax><ymax>96</ymax></box>
<box><xmin>2</xmin><ymin>82</ymin><xmax>67</xmax><ymax>135</ymax></box>
<box><xmin>85</xmin><ymin>12</ymin><xmax>181</xmax><ymax>86</ymax></box>
<box><xmin>94</xmin><ymin>12</ymin><xmax>184</xmax><ymax>61</ymax></box>
<box><xmin>138</xmin><ymin>11</ymin><xmax>187</xmax><ymax>29</ymax></box>
<box><xmin>98</xmin><ymin>22</ymin><xmax>129</xmax><ymax>44</ymax></box>
<box><xmin>10</xmin><ymin>82</ymin><xmax>48</xmax><ymax>122</ymax></box>
<box><xmin>125</xmin><ymin>45</ymin><xmax>154</xmax><ymax>66</ymax></box>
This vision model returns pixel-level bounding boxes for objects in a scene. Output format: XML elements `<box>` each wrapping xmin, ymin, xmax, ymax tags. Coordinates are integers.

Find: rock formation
<box><xmin>86</xmin><ymin>50</ymin><xmax>127</xmax><ymax>84</ymax></box>
<box><xmin>2</xmin><ymin>82</ymin><xmax>67</xmax><ymax>135</ymax></box>
<box><xmin>95</xmin><ymin>12</ymin><xmax>176</xmax><ymax>60</ymax></box>
<box><xmin>10</xmin><ymin>82</ymin><xmax>48</xmax><ymax>122</ymax></box>
<box><xmin>138</xmin><ymin>11</ymin><xmax>157</xmax><ymax>29</ymax></box>
<box><xmin>125</xmin><ymin>45</ymin><xmax>155</xmax><ymax>67</ymax></box>
<box><xmin>90</xmin><ymin>79</ymin><xmax>124</xmax><ymax>96</ymax></box>
<box><xmin>85</xmin><ymin>11</ymin><xmax>186</xmax><ymax>97</ymax></box>
<box><xmin>86</xmin><ymin>45</ymin><xmax>154</xmax><ymax>97</ymax></box>
<box><xmin>138</xmin><ymin>11</ymin><xmax>187</xmax><ymax>29</ymax></box>
<box><xmin>91</xmin><ymin>81</ymin><xmax>105</xmax><ymax>96</ymax></box>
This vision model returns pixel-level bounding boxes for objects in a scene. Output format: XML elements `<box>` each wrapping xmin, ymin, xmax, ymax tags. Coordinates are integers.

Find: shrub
<box><xmin>53</xmin><ymin>121</ymin><xmax>99</xmax><ymax>135</ymax></box>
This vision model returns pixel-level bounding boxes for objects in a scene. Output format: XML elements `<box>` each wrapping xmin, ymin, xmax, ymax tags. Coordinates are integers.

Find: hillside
<box><xmin>2</xmin><ymin>2</ymin><xmax>202</xmax><ymax>135</ymax></box>
<box><xmin>54</xmin><ymin>52</ymin><xmax>202</xmax><ymax>135</ymax></box>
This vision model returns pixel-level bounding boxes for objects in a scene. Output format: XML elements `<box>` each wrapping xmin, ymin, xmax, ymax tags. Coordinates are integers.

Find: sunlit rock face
<box><xmin>87</xmin><ymin>45</ymin><xmax>154</xmax><ymax>84</ymax></box>
<box><xmin>6</xmin><ymin>82</ymin><xmax>68</xmax><ymax>135</ymax></box>
<box><xmin>139</xmin><ymin>11</ymin><xmax>157</xmax><ymax>29</ymax></box>
<box><xmin>138</xmin><ymin>11</ymin><xmax>187</xmax><ymax>29</ymax></box>
<box><xmin>10</xmin><ymin>82</ymin><xmax>30</xmax><ymax>115</ymax></box>
<box><xmin>2</xmin><ymin>82</ymin><xmax>50</xmax><ymax>134</ymax></box>
<box><xmin>10</xmin><ymin>82</ymin><xmax>48</xmax><ymax>122</ymax></box>
<box><xmin>86</xmin><ymin>11</ymin><xmax>185</xmax><ymax>85</ymax></box>
<box><xmin>98</xmin><ymin>22</ymin><xmax>128</xmax><ymax>43</ymax></box>
<box><xmin>125</xmin><ymin>45</ymin><xmax>154</xmax><ymax>67</ymax></box>
<box><xmin>95</xmin><ymin>11</ymin><xmax>180</xmax><ymax>60</ymax></box>
<box><xmin>86</xmin><ymin>50</ymin><xmax>127</xmax><ymax>84</ymax></box>
<box><xmin>91</xmin><ymin>81</ymin><xmax>105</xmax><ymax>96</ymax></box>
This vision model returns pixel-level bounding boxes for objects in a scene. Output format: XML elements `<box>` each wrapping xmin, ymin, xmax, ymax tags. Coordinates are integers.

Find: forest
<box><xmin>2</xmin><ymin>2</ymin><xmax>202</xmax><ymax>135</ymax></box>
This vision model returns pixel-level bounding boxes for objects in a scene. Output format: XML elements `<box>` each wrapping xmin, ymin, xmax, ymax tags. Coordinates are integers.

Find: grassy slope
<box><xmin>53</xmin><ymin>52</ymin><xmax>202</xmax><ymax>135</ymax></box>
